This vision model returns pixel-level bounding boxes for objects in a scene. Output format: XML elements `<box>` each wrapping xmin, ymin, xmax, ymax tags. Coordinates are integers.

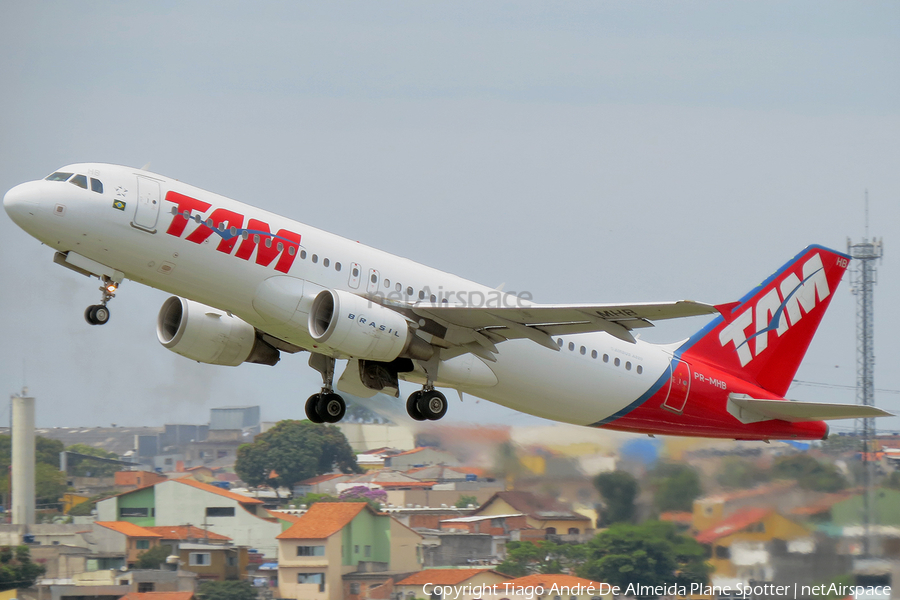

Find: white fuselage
<box><xmin>5</xmin><ymin>163</ymin><xmax>679</xmax><ymax>427</ymax></box>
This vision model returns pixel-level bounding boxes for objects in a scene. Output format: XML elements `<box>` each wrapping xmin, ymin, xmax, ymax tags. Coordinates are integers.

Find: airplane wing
<box><xmin>377</xmin><ymin>298</ymin><xmax>719</xmax><ymax>360</ymax></box>
<box><xmin>728</xmin><ymin>394</ymin><xmax>894</xmax><ymax>424</ymax></box>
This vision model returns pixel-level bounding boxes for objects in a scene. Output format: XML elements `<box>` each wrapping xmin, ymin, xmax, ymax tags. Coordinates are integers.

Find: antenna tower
<box><xmin>847</xmin><ymin>190</ymin><xmax>882</xmax><ymax>557</ymax></box>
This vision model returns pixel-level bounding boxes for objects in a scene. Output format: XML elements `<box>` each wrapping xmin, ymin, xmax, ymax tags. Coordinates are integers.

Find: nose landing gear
<box><xmin>305</xmin><ymin>354</ymin><xmax>347</xmax><ymax>424</ymax></box>
<box><xmin>85</xmin><ymin>277</ymin><xmax>118</xmax><ymax>326</ymax></box>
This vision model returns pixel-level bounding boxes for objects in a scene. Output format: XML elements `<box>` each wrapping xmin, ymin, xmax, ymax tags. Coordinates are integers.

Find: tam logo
<box><xmin>164</xmin><ymin>191</ymin><xmax>302</xmax><ymax>274</ymax></box>
<box><xmin>718</xmin><ymin>253</ymin><xmax>830</xmax><ymax>367</ymax></box>
<box><xmin>347</xmin><ymin>313</ymin><xmax>402</xmax><ymax>337</ymax></box>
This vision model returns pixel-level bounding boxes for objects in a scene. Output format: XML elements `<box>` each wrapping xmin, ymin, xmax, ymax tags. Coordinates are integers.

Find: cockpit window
<box><xmin>90</xmin><ymin>178</ymin><xmax>103</xmax><ymax>194</ymax></box>
<box><xmin>46</xmin><ymin>172</ymin><xmax>73</xmax><ymax>182</ymax></box>
<box><xmin>69</xmin><ymin>174</ymin><xmax>88</xmax><ymax>190</ymax></box>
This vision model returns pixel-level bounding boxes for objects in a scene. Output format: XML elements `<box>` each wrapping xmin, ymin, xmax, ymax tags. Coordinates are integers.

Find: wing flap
<box><xmin>727</xmin><ymin>393</ymin><xmax>893</xmax><ymax>424</ymax></box>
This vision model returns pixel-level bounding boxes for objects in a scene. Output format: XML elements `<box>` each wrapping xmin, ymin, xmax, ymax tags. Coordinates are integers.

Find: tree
<box><xmin>197</xmin><ymin>580</ymin><xmax>258</xmax><ymax>600</ymax></box>
<box><xmin>773</xmin><ymin>455</ymin><xmax>846</xmax><ymax>492</ymax></box>
<box><xmin>64</xmin><ymin>444</ymin><xmax>120</xmax><ymax>477</ymax></box>
<box><xmin>594</xmin><ymin>471</ymin><xmax>638</xmax><ymax>525</ymax></box>
<box><xmin>0</xmin><ymin>463</ymin><xmax>68</xmax><ymax>510</ymax></box>
<box><xmin>649</xmin><ymin>462</ymin><xmax>702</xmax><ymax>512</ymax></box>
<box><xmin>577</xmin><ymin>522</ymin><xmax>711</xmax><ymax>597</ymax></box>
<box><xmin>339</xmin><ymin>485</ymin><xmax>387</xmax><ymax>510</ymax></box>
<box><xmin>0</xmin><ymin>546</ymin><xmax>45</xmax><ymax>591</ymax></box>
<box><xmin>455</xmin><ymin>495</ymin><xmax>479</xmax><ymax>508</ymax></box>
<box><xmin>235</xmin><ymin>420</ymin><xmax>362</xmax><ymax>489</ymax></box>
<box><xmin>496</xmin><ymin>541</ymin><xmax>586</xmax><ymax>577</ymax></box>
<box><xmin>715</xmin><ymin>457</ymin><xmax>770</xmax><ymax>489</ymax></box>
<box><xmin>136</xmin><ymin>544</ymin><xmax>171</xmax><ymax>569</ymax></box>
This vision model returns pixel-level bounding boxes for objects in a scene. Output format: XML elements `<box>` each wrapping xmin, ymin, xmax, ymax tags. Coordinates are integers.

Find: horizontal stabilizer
<box><xmin>728</xmin><ymin>393</ymin><xmax>893</xmax><ymax>424</ymax></box>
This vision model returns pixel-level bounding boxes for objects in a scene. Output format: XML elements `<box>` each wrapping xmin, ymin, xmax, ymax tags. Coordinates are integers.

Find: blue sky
<box><xmin>1</xmin><ymin>2</ymin><xmax>898</xmax><ymax>432</ymax></box>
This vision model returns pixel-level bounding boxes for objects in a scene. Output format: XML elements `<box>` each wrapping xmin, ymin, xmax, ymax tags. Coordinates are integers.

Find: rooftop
<box><xmin>173</xmin><ymin>477</ymin><xmax>264</xmax><ymax>505</ymax></box>
<box><xmin>144</xmin><ymin>525</ymin><xmax>231</xmax><ymax>541</ymax></box>
<box><xmin>95</xmin><ymin>521</ymin><xmax>163</xmax><ymax>538</ymax></box>
<box><xmin>695</xmin><ymin>507</ymin><xmax>773</xmax><ymax>544</ymax></box>
<box><xmin>276</xmin><ymin>502</ymin><xmax>371</xmax><ymax>540</ymax></box>
<box><xmin>397</xmin><ymin>568</ymin><xmax>506</xmax><ymax>586</ymax></box>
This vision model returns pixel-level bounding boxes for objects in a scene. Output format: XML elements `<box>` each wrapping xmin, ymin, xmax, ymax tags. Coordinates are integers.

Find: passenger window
<box><xmin>625</xmin><ymin>361</ymin><xmax>632</xmax><ymax>370</ymax></box>
<box><xmin>580</xmin><ymin>346</ymin><xmax>586</xmax><ymax>355</ymax></box>
<box><xmin>69</xmin><ymin>174</ymin><xmax>87</xmax><ymax>189</ymax></box>
<box><xmin>603</xmin><ymin>354</ymin><xmax>609</xmax><ymax>363</ymax></box>
<box><xmin>614</xmin><ymin>358</ymin><xmax>621</xmax><ymax>367</ymax></box>
<box><xmin>288</xmin><ymin>247</ymin><xmax>296</xmax><ymax>256</ymax></box>
<box><xmin>45</xmin><ymin>172</ymin><xmax>73</xmax><ymax>182</ymax></box>
<box><xmin>335</xmin><ymin>262</ymin><xmax>341</xmax><ymax>271</ymax></box>
<box><xmin>300</xmin><ymin>250</ymin><xmax>307</xmax><ymax>259</ymax></box>
<box><xmin>323</xmin><ymin>258</ymin><xmax>330</xmax><ymax>267</ymax></box>
<box><xmin>407</xmin><ymin>287</ymin><xmax>413</xmax><ymax>296</ymax></box>
<box><xmin>418</xmin><ymin>290</ymin><xmax>425</xmax><ymax>300</ymax></box>
<box><xmin>430</xmin><ymin>294</ymin><xmax>436</xmax><ymax>302</ymax></box>
<box><xmin>395</xmin><ymin>283</ymin><xmax>402</xmax><ymax>292</ymax></box>
<box><xmin>557</xmin><ymin>339</ymin><xmax>563</xmax><ymax>348</ymax></box>
<box><xmin>384</xmin><ymin>279</ymin><xmax>390</xmax><ymax>288</ymax></box>
<box><xmin>90</xmin><ymin>178</ymin><xmax>103</xmax><ymax>193</ymax></box>
<box><xmin>371</xmin><ymin>274</ymin><xmax>378</xmax><ymax>284</ymax></box>
<box><xmin>312</xmin><ymin>254</ymin><xmax>318</xmax><ymax>264</ymax></box>
<box><xmin>637</xmin><ymin>365</ymin><xmax>643</xmax><ymax>374</ymax></box>
<box><xmin>277</xmin><ymin>242</ymin><xmax>284</xmax><ymax>252</ymax></box>
<box><xmin>568</xmin><ymin>342</ymin><xmax>575</xmax><ymax>351</ymax></box>
<box><xmin>591</xmin><ymin>350</ymin><xmax>597</xmax><ymax>359</ymax></box>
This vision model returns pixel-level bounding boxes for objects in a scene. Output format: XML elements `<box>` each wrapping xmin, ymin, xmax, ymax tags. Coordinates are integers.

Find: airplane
<box><xmin>3</xmin><ymin>163</ymin><xmax>890</xmax><ymax>440</ymax></box>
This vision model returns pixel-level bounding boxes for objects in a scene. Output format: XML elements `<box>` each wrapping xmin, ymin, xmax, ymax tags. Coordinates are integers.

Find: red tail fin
<box><xmin>680</xmin><ymin>245</ymin><xmax>850</xmax><ymax>396</ymax></box>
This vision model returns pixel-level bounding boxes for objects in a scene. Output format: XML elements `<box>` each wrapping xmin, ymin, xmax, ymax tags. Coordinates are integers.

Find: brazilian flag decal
<box><xmin>113</xmin><ymin>200</ymin><xmax>126</xmax><ymax>211</ymax></box>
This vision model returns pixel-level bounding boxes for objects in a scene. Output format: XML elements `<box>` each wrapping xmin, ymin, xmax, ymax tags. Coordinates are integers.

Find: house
<box><xmin>384</xmin><ymin>447</ymin><xmax>460</xmax><ymax>470</ymax></box>
<box><xmin>115</xmin><ymin>470</ymin><xmax>169</xmax><ymax>491</ymax></box>
<box><xmin>276</xmin><ymin>502</ymin><xmax>423</xmax><ymax>600</ymax></box>
<box><xmin>695</xmin><ymin>507</ymin><xmax>814</xmax><ymax>584</ymax></box>
<box><xmin>440</xmin><ymin>514</ymin><xmax>530</xmax><ymax>535</ymax></box>
<box><xmin>144</xmin><ymin>525</ymin><xmax>248</xmax><ymax>581</ymax></box>
<box><xmin>395</xmin><ymin>569</ymin><xmax>511</xmax><ymax>600</ymax></box>
<box><xmin>121</xmin><ymin>593</ymin><xmax>196</xmax><ymax>600</ymax></box>
<box><xmin>294</xmin><ymin>473</ymin><xmax>354</xmax><ymax>497</ymax></box>
<box><xmin>95</xmin><ymin>477</ymin><xmax>282</xmax><ymax>557</ymax></box>
<box><xmin>92</xmin><ymin>521</ymin><xmax>163</xmax><ymax>567</ymax></box>
<box><xmin>470</xmin><ymin>491</ymin><xmax>592</xmax><ymax>537</ymax></box>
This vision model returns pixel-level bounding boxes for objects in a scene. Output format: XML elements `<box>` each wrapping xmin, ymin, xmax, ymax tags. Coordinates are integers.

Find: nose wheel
<box><xmin>84</xmin><ymin>277</ymin><xmax>118</xmax><ymax>326</ymax></box>
<box><xmin>406</xmin><ymin>389</ymin><xmax>448</xmax><ymax>421</ymax></box>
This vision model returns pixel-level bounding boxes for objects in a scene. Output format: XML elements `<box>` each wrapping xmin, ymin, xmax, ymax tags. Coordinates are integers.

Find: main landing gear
<box><xmin>305</xmin><ymin>354</ymin><xmax>346</xmax><ymax>424</ymax></box>
<box><xmin>85</xmin><ymin>277</ymin><xmax>118</xmax><ymax>326</ymax></box>
<box><xmin>406</xmin><ymin>388</ymin><xmax>448</xmax><ymax>421</ymax></box>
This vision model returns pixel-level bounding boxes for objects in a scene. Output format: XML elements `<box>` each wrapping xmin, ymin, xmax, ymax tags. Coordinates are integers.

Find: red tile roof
<box><xmin>299</xmin><ymin>473</ymin><xmax>350</xmax><ymax>485</ymax></box>
<box><xmin>276</xmin><ymin>502</ymin><xmax>370</xmax><ymax>540</ymax></box>
<box><xmin>95</xmin><ymin>521</ymin><xmax>163</xmax><ymax>538</ymax></box>
<box><xmin>267</xmin><ymin>509</ymin><xmax>303</xmax><ymax>524</ymax></box>
<box><xmin>397</xmin><ymin>569</ymin><xmax>507</xmax><ymax>586</ymax></box>
<box><xmin>173</xmin><ymin>478</ymin><xmax>264</xmax><ymax>504</ymax></box>
<box><xmin>390</xmin><ymin>447</ymin><xmax>429</xmax><ymax>458</ymax></box>
<box><xmin>144</xmin><ymin>525</ymin><xmax>231</xmax><ymax>541</ymax></box>
<box><xmin>695</xmin><ymin>507</ymin><xmax>772</xmax><ymax>544</ymax></box>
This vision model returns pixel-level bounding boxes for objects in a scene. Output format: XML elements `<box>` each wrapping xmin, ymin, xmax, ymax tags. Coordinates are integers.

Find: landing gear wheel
<box><xmin>84</xmin><ymin>305</ymin><xmax>110</xmax><ymax>326</ymax></box>
<box><xmin>305</xmin><ymin>394</ymin><xmax>325</xmax><ymax>424</ymax></box>
<box><xmin>317</xmin><ymin>392</ymin><xmax>346</xmax><ymax>423</ymax></box>
<box><xmin>417</xmin><ymin>390</ymin><xmax>448</xmax><ymax>421</ymax></box>
<box><xmin>406</xmin><ymin>391</ymin><xmax>426</xmax><ymax>421</ymax></box>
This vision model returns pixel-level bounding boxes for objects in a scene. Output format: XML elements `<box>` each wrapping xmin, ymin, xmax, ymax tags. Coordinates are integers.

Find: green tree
<box><xmin>577</xmin><ymin>521</ymin><xmax>711</xmax><ymax>597</ymax></box>
<box><xmin>136</xmin><ymin>544</ymin><xmax>172</xmax><ymax>569</ymax></box>
<box><xmin>0</xmin><ymin>434</ymin><xmax>64</xmax><ymax>469</ymax></box>
<box><xmin>0</xmin><ymin>463</ymin><xmax>68</xmax><ymax>509</ymax></box>
<box><xmin>197</xmin><ymin>580</ymin><xmax>258</xmax><ymax>600</ymax></box>
<box><xmin>64</xmin><ymin>444</ymin><xmax>120</xmax><ymax>477</ymax></box>
<box><xmin>455</xmin><ymin>495</ymin><xmax>479</xmax><ymax>508</ymax></box>
<box><xmin>496</xmin><ymin>541</ymin><xmax>586</xmax><ymax>577</ymax></box>
<box><xmin>0</xmin><ymin>545</ymin><xmax>45</xmax><ymax>591</ymax></box>
<box><xmin>649</xmin><ymin>462</ymin><xmax>702</xmax><ymax>512</ymax></box>
<box><xmin>773</xmin><ymin>455</ymin><xmax>846</xmax><ymax>492</ymax></box>
<box><xmin>235</xmin><ymin>420</ymin><xmax>362</xmax><ymax>489</ymax></box>
<box><xmin>594</xmin><ymin>471</ymin><xmax>638</xmax><ymax>525</ymax></box>
<box><xmin>715</xmin><ymin>457</ymin><xmax>770</xmax><ymax>489</ymax></box>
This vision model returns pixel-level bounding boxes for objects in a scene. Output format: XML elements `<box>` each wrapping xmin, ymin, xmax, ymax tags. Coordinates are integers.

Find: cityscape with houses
<box><xmin>0</xmin><ymin>395</ymin><xmax>897</xmax><ymax>600</ymax></box>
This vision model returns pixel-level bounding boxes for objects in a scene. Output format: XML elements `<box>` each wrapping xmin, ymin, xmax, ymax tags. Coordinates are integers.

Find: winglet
<box><xmin>715</xmin><ymin>301</ymin><xmax>743</xmax><ymax>323</ymax></box>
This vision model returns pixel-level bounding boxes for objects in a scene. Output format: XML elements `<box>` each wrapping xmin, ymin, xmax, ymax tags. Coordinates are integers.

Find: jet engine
<box><xmin>309</xmin><ymin>289</ymin><xmax>431</xmax><ymax>362</ymax></box>
<box><xmin>157</xmin><ymin>296</ymin><xmax>280</xmax><ymax>366</ymax></box>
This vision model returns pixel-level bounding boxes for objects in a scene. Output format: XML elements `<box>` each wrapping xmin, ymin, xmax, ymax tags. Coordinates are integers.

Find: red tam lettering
<box><xmin>165</xmin><ymin>191</ymin><xmax>212</xmax><ymax>237</ymax></box>
<box><xmin>234</xmin><ymin>219</ymin><xmax>302</xmax><ymax>273</ymax></box>
<box><xmin>184</xmin><ymin>208</ymin><xmax>245</xmax><ymax>254</ymax></box>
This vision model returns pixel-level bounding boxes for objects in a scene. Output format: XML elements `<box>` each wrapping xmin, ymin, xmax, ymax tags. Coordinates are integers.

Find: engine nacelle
<box><xmin>309</xmin><ymin>289</ymin><xmax>412</xmax><ymax>362</ymax></box>
<box><xmin>157</xmin><ymin>296</ymin><xmax>279</xmax><ymax>366</ymax></box>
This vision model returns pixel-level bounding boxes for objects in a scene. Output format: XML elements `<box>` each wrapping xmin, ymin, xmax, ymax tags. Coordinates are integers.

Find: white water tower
<box><xmin>11</xmin><ymin>388</ymin><xmax>35</xmax><ymax>526</ymax></box>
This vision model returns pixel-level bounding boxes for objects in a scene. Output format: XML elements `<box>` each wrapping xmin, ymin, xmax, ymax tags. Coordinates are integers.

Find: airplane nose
<box><xmin>3</xmin><ymin>181</ymin><xmax>43</xmax><ymax>226</ymax></box>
